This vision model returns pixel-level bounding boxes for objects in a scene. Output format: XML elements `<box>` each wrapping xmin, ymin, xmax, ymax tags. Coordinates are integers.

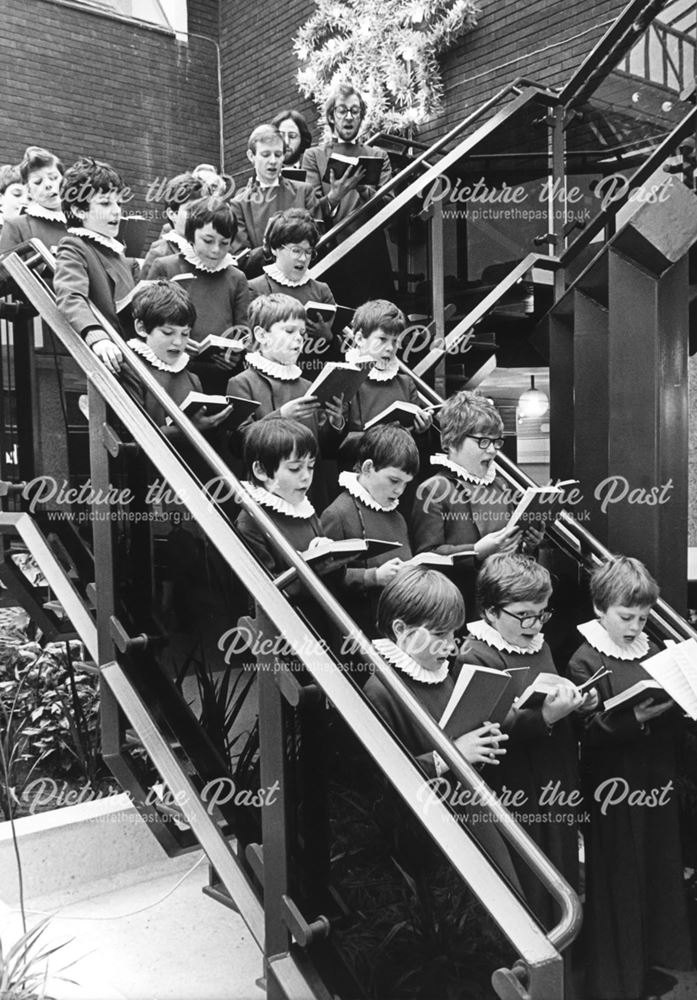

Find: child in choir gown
<box><xmin>149</xmin><ymin>196</ymin><xmax>250</xmax><ymax>392</ymax></box>
<box><xmin>226</xmin><ymin>292</ymin><xmax>345</xmax><ymax>510</ymax></box>
<box><xmin>0</xmin><ymin>146</ymin><xmax>67</xmax><ymax>252</ymax></box>
<box><xmin>54</xmin><ymin>157</ymin><xmax>139</xmax><ymax>373</ymax></box>
<box><xmin>459</xmin><ymin>553</ymin><xmax>586</xmax><ymax>930</ymax></box>
<box><xmin>320</xmin><ymin>424</ymin><xmax>415</xmax><ymax>638</ymax></box>
<box><xmin>568</xmin><ymin>556</ymin><xmax>692</xmax><ymax>1000</ymax></box>
<box><xmin>248</xmin><ymin>208</ymin><xmax>336</xmax><ymax>371</ymax></box>
<box><xmin>363</xmin><ymin>566</ymin><xmax>521</xmax><ymax>886</ymax></box>
<box><xmin>410</xmin><ymin>390</ymin><xmax>523</xmax><ymax>612</ymax></box>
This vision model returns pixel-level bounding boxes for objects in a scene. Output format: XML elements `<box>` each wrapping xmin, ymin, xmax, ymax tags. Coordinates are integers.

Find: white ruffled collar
<box><xmin>373</xmin><ymin>638</ymin><xmax>449</xmax><ymax>685</ymax></box>
<box><xmin>263</xmin><ymin>262</ymin><xmax>309</xmax><ymax>288</ymax></box>
<box><xmin>339</xmin><ymin>471</ymin><xmax>399</xmax><ymax>512</ymax></box>
<box><xmin>181</xmin><ymin>243</ymin><xmax>235</xmax><ymax>273</ymax></box>
<box><xmin>127</xmin><ymin>338</ymin><xmax>189</xmax><ymax>373</ymax></box>
<box><xmin>430</xmin><ymin>453</ymin><xmax>497</xmax><ymax>486</ymax></box>
<box><xmin>26</xmin><ymin>202</ymin><xmax>66</xmax><ymax>224</ymax></box>
<box><xmin>467</xmin><ymin>619</ymin><xmax>545</xmax><ymax>655</ymax></box>
<box><xmin>165</xmin><ymin>230</ymin><xmax>190</xmax><ymax>252</ymax></box>
<box><xmin>577</xmin><ymin>619</ymin><xmax>650</xmax><ymax>661</ymax></box>
<box><xmin>245</xmin><ymin>351</ymin><xmax>302</xmax><ymax>381</ymax></box>
<box><xmin>345</xmin><ymin>347</ymin><xmax>400</xmax><ymax>382</ymax></box>
<box><xmin>241</xmin><ymin>480</ymin><xmax>315</xmax><ymax>520</ymax></box>
<box><xmin>67</xmin><ymin>226</ymin><xmax>125</xmax><ymax>254</ymax></box>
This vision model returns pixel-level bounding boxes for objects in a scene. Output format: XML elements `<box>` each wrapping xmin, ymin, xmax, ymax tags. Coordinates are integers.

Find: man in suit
<box><xmin>231</xmin><ymin>124</ymin><xmax>322</xmax><ymax>278</ymax></box>
<box><xmin>302</xmin><ymin>84</ymin><xmax>393</xmax><ymax>304</ymax></box>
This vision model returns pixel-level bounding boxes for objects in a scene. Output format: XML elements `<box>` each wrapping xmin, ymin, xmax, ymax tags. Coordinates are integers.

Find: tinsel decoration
<box><xmin>294</xmin><ymin>0</ymin><xmax>481</xmax><ymax>136</ymax></box>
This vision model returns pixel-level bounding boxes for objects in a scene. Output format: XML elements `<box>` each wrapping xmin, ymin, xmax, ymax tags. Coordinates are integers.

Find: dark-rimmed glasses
<box><xmin>497</xmin><ymin>607</ymin><xmax>552</xmax><ymax>629</ymax></box>
<box><xmin>468</xmin><ymin>435</ymin><xmax>505</xmax><ymax>450</ymax></box>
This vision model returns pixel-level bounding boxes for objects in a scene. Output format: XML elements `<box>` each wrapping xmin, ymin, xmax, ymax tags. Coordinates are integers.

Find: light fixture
<box><xmin>517</xmin><ymin>375</ymin><xmax>549</xmax><ymax>418</ymax></box>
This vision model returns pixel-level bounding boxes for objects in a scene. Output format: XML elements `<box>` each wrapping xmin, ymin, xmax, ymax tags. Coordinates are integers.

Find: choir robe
<box><xmin>568</xmin><ymin>635</ymin><xmax>692</xmax><ymax>1000</ymax></box>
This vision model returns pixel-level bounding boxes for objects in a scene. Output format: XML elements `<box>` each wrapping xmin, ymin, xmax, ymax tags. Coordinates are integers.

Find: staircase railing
<box><xmin>1</xmin><ymin>242</ymin><xmax>581</xmax><ymax>998</ymax></box>
<box><xmin>558</xmin><ymin>0</ymin><xmax>673</xmax><ymax>107</ymax></box>
<box><xmin>310</xmin><ymin>82</ymin><xmax>558</xmax><ymax>279</ymax></box>
<box><xmin>0</xmin><ymin>511</ymin><xmax>98</xmax><ymax>659</ymax></box>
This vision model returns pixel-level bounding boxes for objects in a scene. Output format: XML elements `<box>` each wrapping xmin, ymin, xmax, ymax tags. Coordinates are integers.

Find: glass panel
<box><xmin>314</xmin><ymin>94</ymin><xmax>553</xmax><ymax>392</ymax></box>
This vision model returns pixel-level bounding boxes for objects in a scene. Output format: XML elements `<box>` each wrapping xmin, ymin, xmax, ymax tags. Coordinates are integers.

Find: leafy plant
<box><xmin>0</xmin><ymin>916</ymin><xmax>76</xmax><ymax>1000</ymax></box>
<box><xmin>294</xmin><ymin>0</ymin><xmax>481</xmax><ymax>135</ymax></box>
<box><xmin>0</xmin><ymin>626</ymin><xmax>110</xmax><ymax>818</ymax></box>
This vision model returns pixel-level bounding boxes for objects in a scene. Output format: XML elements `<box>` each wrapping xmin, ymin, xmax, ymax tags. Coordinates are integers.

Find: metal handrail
<box><xmin>0</xmin><ymin>512</ymin><xmax>98</xmax><ymax>661</ymax></box>
<box><xmin>561</xmin><ymin>102</ymin><xmax>697</xmax><ymax>259</ymax></box>
<box><xmin>2</xmin><ymin>247</ymin><xmax>580</xmax><ymax>976</ymax></box>
<box><xmin>311</xmin><ymin>81</ymin><xmax>557</xmax><ymax>268</ymax></box>
<box><xmin>620</xmin><ymin>14</ymin><xmax>697</xmax><ymax>90</ymax></box>
<box><xmin>412</xmin><ymin>252</ymin><xmax>558</xmax><ymax>378</ymax></box>
<box><xmin>559</xmin><ymin>0</ymin><xmax>672</xmax><ymax>107</ymax></box>
<box><xmin>397</xmin><ymin>100</ymin><xmax>697</xmax><ymax>380</ymax></box>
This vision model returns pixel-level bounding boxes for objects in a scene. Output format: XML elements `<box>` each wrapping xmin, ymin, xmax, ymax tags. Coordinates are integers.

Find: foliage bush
<box><xmin>0</xmin><ymin>617</ymin><xmax>111</xmax><ymax>820</ymax></box>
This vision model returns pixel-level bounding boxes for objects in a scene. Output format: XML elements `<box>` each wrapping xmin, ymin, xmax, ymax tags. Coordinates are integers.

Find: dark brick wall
<box><xmin>220</xmin><ymin>0</ymin><xmax>316</xmax><ymax>185</ymax></box>
<box><xmin>0</xmin><ymin>0</ymin><xmax>220</xmax><ymax>241</ymax></box>
<box><xmin>426</xmin><ymin>0</ymin><xmax>628</xmax><ymax>142</ymax></box>
<box><xmin>220</xmin><ymin>0</ymin><xmax>628</xmax><ymax>176</ymax></box>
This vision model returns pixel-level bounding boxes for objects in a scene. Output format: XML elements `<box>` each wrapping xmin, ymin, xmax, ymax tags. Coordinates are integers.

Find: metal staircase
<box><xmin>1</xmin><ymin>3</ymin><xmax>697</xmax><ymax>996</ymax></box>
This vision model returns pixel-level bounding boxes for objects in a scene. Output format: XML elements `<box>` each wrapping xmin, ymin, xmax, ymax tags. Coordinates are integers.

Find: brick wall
<box><xmin>220</xmin><ymin>0</ymin><xmax>628</xmax><ymax>176</ymax></box>
<box><xmin>220</xmin><ymin>0</ymin><xmax>316</xmax><ymax>185</ymax></box>
<box><xmin>0</xmin><ymin>0</ymin><xmax>220</xmax><ymax>241</ymax></box>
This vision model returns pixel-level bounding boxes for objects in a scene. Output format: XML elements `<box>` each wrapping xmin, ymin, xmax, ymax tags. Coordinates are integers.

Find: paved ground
<box><xmin>0</xmin><ymin>852</ymin><xmax>264</xmax><ymax>1000</ymax></box>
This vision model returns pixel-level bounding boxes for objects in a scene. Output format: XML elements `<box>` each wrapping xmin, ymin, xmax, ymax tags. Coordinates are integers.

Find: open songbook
<box><xmin>186</xmin><ymin>333</ymin><xmax>248</xmax><ymax>359</ymax></box>
<box><xmin>323</xmin><ymin>152</ymin><xmax>384</xmax><ymax>187</ymax></box>
<box><xmin>304</xmin><ymin>361</ymin><xmax>371</xmax><ymax>407</ymax></box>
<box><xmin>363</xmin><ymin>400</ymin><xmax>441</xmax><ymax>431</ymax></box>
<box><xmin>304</xmin><ymin>301</ymin><xmax>337</xmax><ymax>323</ymax></box>
<box><xmin>515</xmin><ymin>665</ymin><xmax>611</xmax><ymax>711</ymax></box>
<box><xmin>406</xmin><ymin>551</ymin><xmax>475</xmax><ymax>569</ymax></box>
<box><xmin>622</xmin><ymin>637</ymin><xmax>697</xmax><ymax>719</ymax></box>
<box><xmin>166</xmin><ymin>392</ymin><xmax>260</xmax><ymax>429</ymax></box>
<box><xmin>507</xmin><ymin>480</ymin><xmax>578</xmax><ymax>531</ymax></box>
<box><xmin>273</xmin><ymin>538</ymin><xmax>401</xmax><ymax>589</ymax></box>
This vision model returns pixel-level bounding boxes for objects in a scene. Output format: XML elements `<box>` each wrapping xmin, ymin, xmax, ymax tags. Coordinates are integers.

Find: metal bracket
<box><xmin>491</xmin><ymin>962</ymin><xmax>530</xmax><ymax>1000</ymax></box>
<box><xmin>0</xmin><ymin>480</ymin><xmax>26</xmax><ymax>498</ymax></box>
<box><xmin>280</xmin><ymin>894</ymin><xmax>330</xmax><ymax>948</ymax></box>
<box><xmin>101</xmin><ymin>423</ymin><xmax>139</xmax><ymax>459</ymax></box>
<box><xmin>109</xmin><ymin>615</ymin><xmax>162</xmax><ymax>654</ymax></box>
<box><xmin>533</xmin><ymin>233</ymin><xmax>559</xmax><ymax>247</ymax></box>
<box><xmin>274</xmin><ymin>667</ymin><xmax>322</xmax><ymax>708</ymax></box>
<box><xmin>245</xmin><ymin>842</ymin><xmax>264</xmax><ymax>882</ymax></box>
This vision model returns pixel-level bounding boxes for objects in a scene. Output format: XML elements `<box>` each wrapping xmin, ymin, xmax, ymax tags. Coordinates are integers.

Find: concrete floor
<box><xmin>0</xmin><ymin>852</ymin><xmax>264</xmax><ymax>1000</ymax></box>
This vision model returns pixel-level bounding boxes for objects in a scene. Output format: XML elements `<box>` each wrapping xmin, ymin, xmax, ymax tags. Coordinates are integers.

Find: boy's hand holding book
<box><xmin>474</xmin><ymin>523</ymin><xmax>521</xmax><ymax>561</ymax></box>
<box><xmin>454</xmin><ymin>722</ymin><xmax>508</xmax><ymax>766</ymax></box>
<box><xmin>412</xmin><ymin>408</ymin><xmax>433</xmax><ymax>434</ymax></box>
<box><xmin>541</xmin><ymin>682</ymin><xmax>585</xmax><ymax>725</ymax></box>
<box><xmin>319</xmin><ymin>393</ymin><xmax>345</xmax><ymax>431</ymax></box>
<box><xmin>374</xmin><ymin>558</ymin><xmax>404</xmax><ymax>586</ymax></box>
<box><xmin>191</xmin><ymin>404</ymin><xmax>233</xmax><ymax>431</ymax></box>
<box><xmin>280</xmin><ymin>396</ymin><xmax>321</xmax><ymax>421</ymax></box>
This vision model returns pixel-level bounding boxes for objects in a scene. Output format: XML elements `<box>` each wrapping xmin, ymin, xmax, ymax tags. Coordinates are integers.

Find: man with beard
<box><xmin>302</xmin><ymin>84</ymin><xmax>394</xmax><ymax>305</ymax></box>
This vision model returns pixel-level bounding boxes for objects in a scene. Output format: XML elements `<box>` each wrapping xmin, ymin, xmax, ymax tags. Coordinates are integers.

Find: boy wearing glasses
<box><xmin>248</xmin><ymin>209</ymin><xmax>336</xmax><ymax>371</ymax></box>
<box><xmin>231</xmin><ymin>124</ymin><xmax>321</xmax><ymax>279</ymax></box>
<box><xmin>459</xmin><ymin>553</ymin><xmax>585</xmax><ymax>949</ymax></box>
<box><xmin>410</xmin><ymin>390</ymin><xmax>523</xmax><ymax>610</ymax></box>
